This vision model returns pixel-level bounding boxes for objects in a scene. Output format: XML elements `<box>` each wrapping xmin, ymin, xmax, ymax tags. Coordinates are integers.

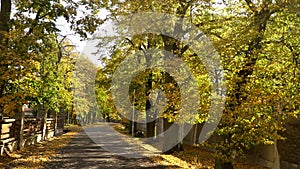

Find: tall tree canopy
<box><xmin>96</xmin><ymin>0</ymin><xmax>300</xmax><ymax>168</ymax></box>
<box><xmin>1</xmin><ymin>0</ymin><xmax>299</xmax><ymax>168</ymax></box>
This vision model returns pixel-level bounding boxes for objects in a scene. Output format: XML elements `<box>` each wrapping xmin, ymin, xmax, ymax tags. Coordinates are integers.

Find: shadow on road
<box><xmin>45</xmin><ymin>125</ymin><xmax>181</xmax><ymax>169</ymax></box>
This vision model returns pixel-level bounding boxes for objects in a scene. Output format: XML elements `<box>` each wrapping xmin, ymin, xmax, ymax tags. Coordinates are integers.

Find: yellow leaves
<box><xmin>153</xmin><ymin>144</ymin><xmax>265</xmax><ymax>169</ymax></box>
<box><xmin>159</xmin><ymin>154</ymin><xmax>196</xmax><ymax>169</ymax></box>
<box><xmin>0</xmin><ymin>125</ymin><xmax>81</xmax><ymax>168</ymax></box>
<box><xmin>264</xmin><ymin>140</ymin><xmax>274</xmax><ymax>145</ymax></box>
<box><xmin>31</xmin><ymin>60</ymin><xmax>40</xmax><ymax>72</ymax></box>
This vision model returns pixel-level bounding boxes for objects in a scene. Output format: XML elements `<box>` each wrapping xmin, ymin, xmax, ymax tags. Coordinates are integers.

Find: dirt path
<box><xmin>45</xmin><ymin>124</ymin><xmax>181</xmax><ymax>169</ymax></box>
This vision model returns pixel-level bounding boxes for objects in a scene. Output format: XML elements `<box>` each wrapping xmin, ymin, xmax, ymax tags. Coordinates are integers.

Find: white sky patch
<box><xmin>56</xmin><ymin>8</ymin><xmax>109</xmax><ymax>53</ymax></box>
<box><xmin>80</xmin><ymin>19</ymin><xmax>115</xmax><ymax>67</ymax></box>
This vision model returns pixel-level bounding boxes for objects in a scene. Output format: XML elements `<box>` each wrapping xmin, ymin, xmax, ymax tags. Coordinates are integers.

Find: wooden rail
<box><xmin>0</xmin><ymin>117</ymin><xmax>64</xmax><ymax>156</ymax></box>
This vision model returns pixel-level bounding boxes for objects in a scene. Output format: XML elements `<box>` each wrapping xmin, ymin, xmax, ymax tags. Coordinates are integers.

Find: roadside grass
<box><xmin>0</xmin><ymin>125</ymin><xmax>82</xmax><ymax>169</ymax></box>
<box><xmin>162</xmin><ymin>144</ymin><xmax>268</xmax><ymax>169</ymax></box>
<box><xmin>112</xmin><ymin>122</ymin><xmax>267</xmax><ymax>169</ymax></box>
<box><xmin>111</xmin><ymin>122</ymin><xmax>130</xmax><ymax>135</ymax></box>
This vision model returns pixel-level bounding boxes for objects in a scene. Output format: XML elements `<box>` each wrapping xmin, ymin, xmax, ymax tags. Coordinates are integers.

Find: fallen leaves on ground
<box><xmin>0</xmin><ymin>125</ymin><xmax>82</xmax><ymax>169</ymax></box>
<box><xmin>112</xmin><ymin>123</ymin><xmax>267</xmax><ymax>169</ymax></box>
<box><xmin>152</xmin><ymin>144</ymin><xmax>268</xmax><ymax>169</ymax></box>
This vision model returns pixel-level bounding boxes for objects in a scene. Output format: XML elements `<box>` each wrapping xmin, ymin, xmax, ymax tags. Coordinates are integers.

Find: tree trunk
<box><xmin>214</xmin><ymin>3</ymin><xmax>273</xmax><ymax>167</ymax></box>
<box><xmin>145</xmin><ymin>58</ymin><xmax>155</xmax><ymax>138</ymax></box>
<box><xmin>0</xmin><ymin>0</ymin><xmax>12</xmax><ymax>112</ymax></box>
<box><xmin>0</xmin><ymin>0</ymin><xmax>11</xmax><ymax>39</ymax></box>
<box><xmin>146</xmin><ymin>99</ymin><xmax>155</xmax><ymax>138</ymax></box>
<box><xmin>214</xmin><ymin>158</ymin><xmax>234</xmax><ymax>169</ymax></box>
<box><xmin>106</xmin><ymin>115</ymin><xmax>110</xmax><ymax>122</ymax></box>
<box><xmin>163</xmin><ymin>123</ymin><xmax>184</xmax><ymax>154</ymax></box>
<box><xmin>87</xmin><ymin>112</ymin><xmax>91</xmax><ymax>124</ymax></box>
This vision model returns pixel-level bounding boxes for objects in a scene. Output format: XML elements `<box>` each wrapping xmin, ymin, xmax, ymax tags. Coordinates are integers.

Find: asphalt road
<box><xmin>44</xmin><ymin>124</ymin><xmax>181</xmax><ymax>169</ymax></box>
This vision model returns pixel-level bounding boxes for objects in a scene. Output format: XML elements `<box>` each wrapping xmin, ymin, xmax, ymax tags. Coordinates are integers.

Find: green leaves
<box><xmin>97</xmin><ymin>0</ymin><xmax>300</xmax><ymax>162</ymax></box>
<box><xmin>0</xmin><ymin>0</ymin><xmax>105</xmax><ymax>117</ymax></box>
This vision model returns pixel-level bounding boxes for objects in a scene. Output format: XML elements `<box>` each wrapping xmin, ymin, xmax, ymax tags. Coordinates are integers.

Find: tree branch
<box><xmin>245</xmin><ymin>0</ymin><xmax>256</xmax><ymax>12</ymax></box>
<box><xmin>26</xmin><ymin>7</ymin><xmax>43</xmax><ymax>36</ymax></box>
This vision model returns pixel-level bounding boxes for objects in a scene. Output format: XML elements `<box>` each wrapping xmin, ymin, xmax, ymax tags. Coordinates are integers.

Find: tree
<box><xmin>73</xmin><ymin>55</ymin><xmax>99</xmax><ymax>125</ymax></box>
<box><xmin>99</xmin><ymin>0</ymin><xmax>300</xmax><ymax>168</ymax></box>
<box><xmin>0</xmin><ymin>0</ymin><xmax>105</xmax><ymax>149</ymax></box>
<box><xmin>0</xmin><ymin>0</ymin><xmax>104</xmax><ymax>117</ymax></box>
<box><xmin>207</xmin><ymin>1</ymin><xmax>300</xmax><ymax>168</ymax></box>
<box><xmin>95</xmin><ymin>0</ymin><xmax>216</xmax><ymax>154</ymax></box>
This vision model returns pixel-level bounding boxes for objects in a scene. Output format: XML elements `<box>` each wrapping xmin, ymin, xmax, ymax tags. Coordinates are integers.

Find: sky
<box><xmin>56</xmin><ymin>8</ymin><xmax>110</xmax><ymax>67</ymax></box>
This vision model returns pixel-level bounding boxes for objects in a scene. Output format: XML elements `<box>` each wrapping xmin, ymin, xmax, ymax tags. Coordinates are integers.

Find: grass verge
<box><xmin>112</xmin><ymin>122</ymin><xmax>267</xmax><ymax>169</ymax></box>
<box><xmin>160</xmin><ymin>144</ymin><xmax>268</xmax><ymax>169</ymax></box>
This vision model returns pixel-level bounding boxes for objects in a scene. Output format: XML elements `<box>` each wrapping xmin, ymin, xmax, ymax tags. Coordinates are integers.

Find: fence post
<box><xmin>18</xmin><ymin>109</ymin><xmax>25</xmax><ymax>150</ymax></box>
<box><xmin>54</xmin><ymin>112</ymin><xmax>58</xmax><ymax>135</ymax></box>
<box><xmin>41</xmin><ymin>105</ymin><xmax>47</xmax><ymax>140</ymax></box>
<box><xmin>193</xmin><ymin>123</ymin><xmax>198</xmax><ymax>145</ymax></box>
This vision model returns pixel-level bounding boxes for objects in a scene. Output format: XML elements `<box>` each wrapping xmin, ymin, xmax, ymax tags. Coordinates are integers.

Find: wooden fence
<box><xmin>0</xmin><ymin>117</ymin><xmax>64</xmax><ymax>156</ymax></box>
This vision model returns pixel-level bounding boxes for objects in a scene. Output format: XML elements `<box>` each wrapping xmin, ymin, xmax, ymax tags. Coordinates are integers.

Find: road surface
<box><xmin>44</xmin><ymin>124</ymin><xmax>181</xmax><ymax>169</ymax></box>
